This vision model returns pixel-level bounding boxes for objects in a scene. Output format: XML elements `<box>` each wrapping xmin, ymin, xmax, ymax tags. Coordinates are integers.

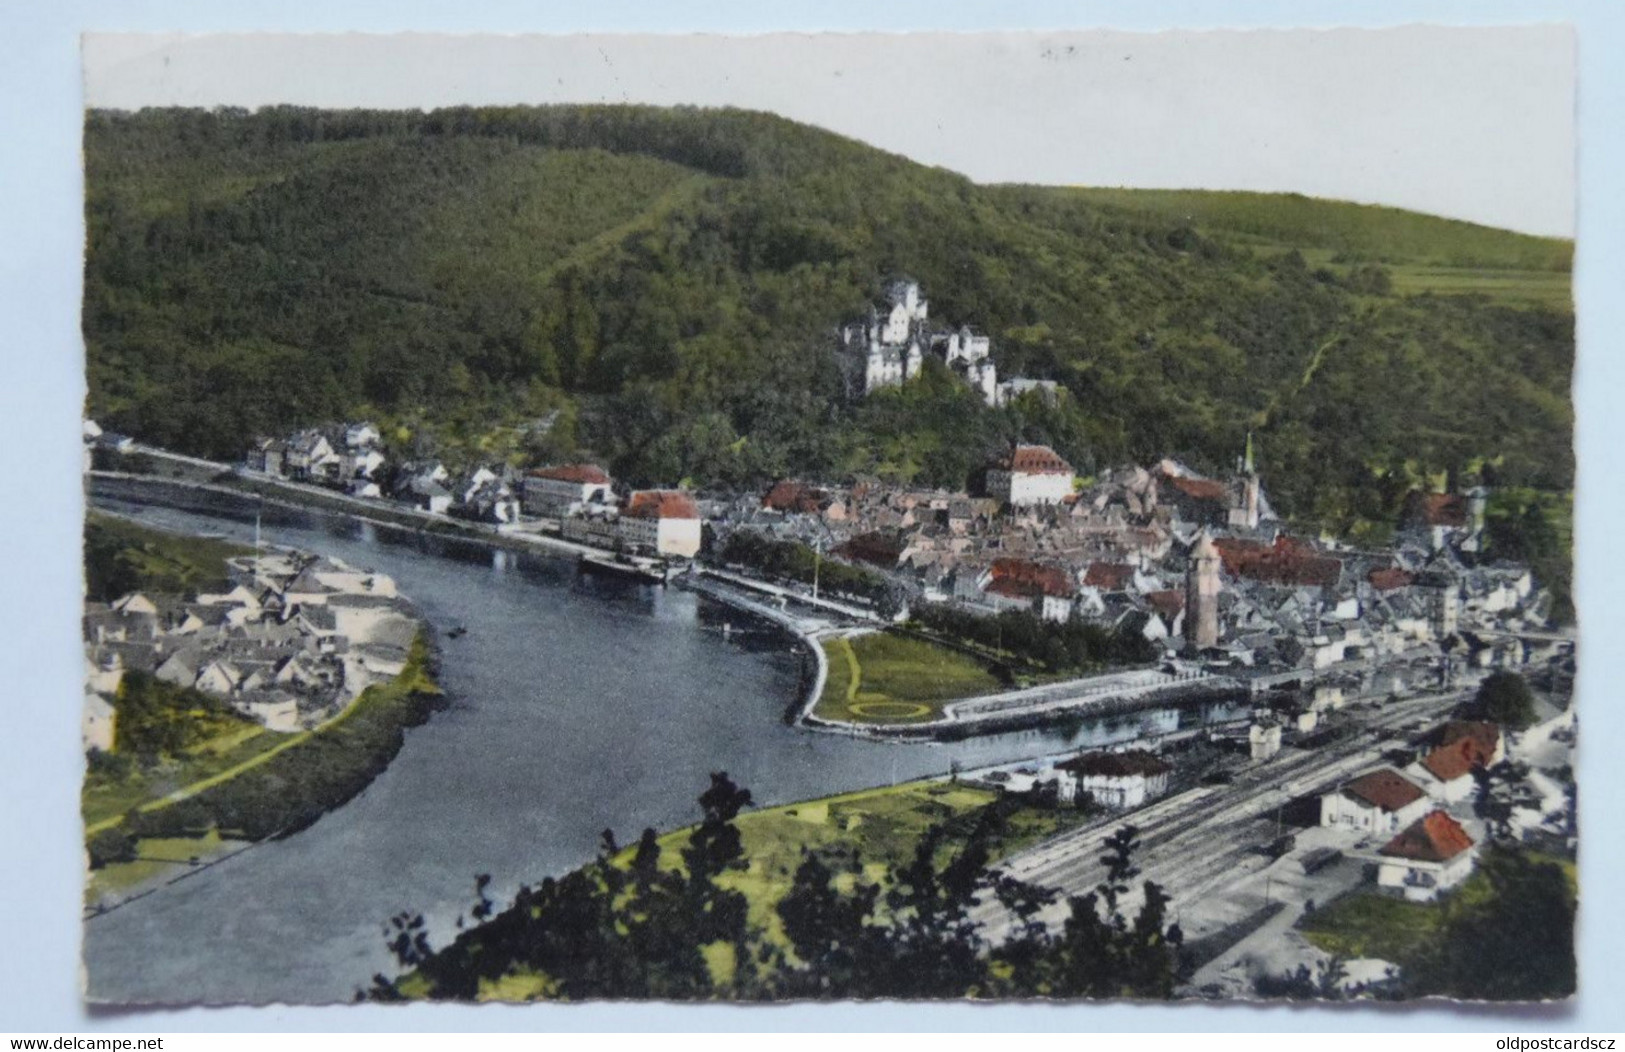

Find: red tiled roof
<box><xmin>529</xmin><ymin>463</ymin><xmax>610</xmax><ymax>485</ymax></box>
<box><xmin>835</xmin><ymin>531</ymin><xmax>906</xmax><ymax>568</ymax></box>
<box><xmin>1164</xmin><ymin>474</ymin><xmax>1228</xmax><ymax>503</ymax></box>
<box><xmin>1434</xmin><ymin>720</ymin><xmax>1502</xmax><ymax>758</ymax></box>
<box><xmin>988</xmin><ymin>557</ymin><xmax>1076</xmax><ymax>599</ymax></box>
<box><xmin>623</xmin><ymin>490</ymin><xmax>699</xmax><ymax>520</ymax></box>
<box><xmin>762</xmin><ymin>480</ymin><xmax>829</xmax><ymax>514</ymax></box>
<box><xmin>1342</xmin><ymin>768</ymin><xmax>1427</xmax><ymax>812</ymax></box>
<box><xmin>1380</xmin><ymin>810</ymin><xmax>1475</xmax><ymax>863</ymax></box>
<box><xmin>1421</xmin><ymin>738</ymin><xmax>1487</xmax><ymax>783</ymax></box>
<box><xmin>1407</xmin><ymin>491</ymin><xmax>1468</xmax><ymax>528</ymax></box>
<box><xmin>1084</xmin><ymin>562</ymin><xmax>1136</xmax><ymax>591</ymax></box>
<box><xmin>1058</xmin><ymin>749</ymin><xmax>1173</xmax><ymax>778</ymax></box>
<box><xmin>1213</xmin><ymin>535</ymin><xmax>1342</xmax><ymax>588</ymax></box>
<box><xmin>1145</xmin><ymin>589</ymin><xmax>1186</xmax><ymax>621</ymax></box>
<box><xmin>1368</xmin><ymin>567</ymin><xmax>1416</xmax><ymax>592</ymax></box>
<box><xmin>999</xmin><ymin>444</ymin><xmax>1074</xmax><ymax>476</ymax></box>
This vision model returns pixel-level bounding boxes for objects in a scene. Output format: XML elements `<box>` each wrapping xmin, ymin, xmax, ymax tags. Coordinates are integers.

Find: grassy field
<box><xmin>1297</xmin><ymin>888</ymin><xmax>1444</xmax><ymax>963</ymax></box>
<box><xmin>83</xmin><ymin>511</ymin><xmax>250</xmax><ymax>601</ymax></box>
<box><xmin>85</xmin><ymin>829</ymin><xmax>249</xmax><ymax>904</ymax></box>
<box><xmin>1057</xmin><ymin>187</ymin><xmax>1573</xmax><ymax>310</ymax></box>
<box><xmin>813</xmin><ymin>631</ymin><xmax>1002</xmax><ymax>725</ymax></box>
<box><xmin>1299</xmin><ymin>849</ymin><xmax>1578</xmax><ymax>968</ymax></box>
<box><xmin>1056</xmin><ymin>187</ymin><xmax>1573</xmax><ymax>270</ymax></box>
<box><xmin>83</xmin><ymin>724</ymin><xmax>285</xmax><ymax>830</ymax></box>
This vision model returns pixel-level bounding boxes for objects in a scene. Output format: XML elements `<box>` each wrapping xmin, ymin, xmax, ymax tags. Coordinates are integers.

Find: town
<box><xmin>83</xmin><ymin>277</ymin><xmax>1576</xmax><ymax>998</ymax></box>
<box><xmin>83</xmin><ymin>538</ymin><xmax>421</xmax><ymax>742</ymax></box>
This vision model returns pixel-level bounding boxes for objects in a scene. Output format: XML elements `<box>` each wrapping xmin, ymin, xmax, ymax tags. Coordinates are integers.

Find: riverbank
<box><xmin>85</xmin><ymin>632</ymin><xmax>444</xmax><ymax>914</ymax></box>
<box><xmin>84</xmin><ymin>482</ymin><xmax>1273</xmax><ymax>1005</ymax></box>
<box><xmin>92</xmin><ymin>468</ymin><xmax>608</xmax><ymax>562</ymax></box>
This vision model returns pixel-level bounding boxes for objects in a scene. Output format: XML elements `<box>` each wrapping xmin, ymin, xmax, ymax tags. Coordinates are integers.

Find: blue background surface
<box><xmin>1</xmin><ymin>0</ymin><xmax>1616</xmax><ymax>1032</ymax></box>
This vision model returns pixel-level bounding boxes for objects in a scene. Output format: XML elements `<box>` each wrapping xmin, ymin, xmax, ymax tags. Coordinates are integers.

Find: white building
<box><xmin>523</xmin><ymin>464</ymin><xmax>614</xmax><ymax>518</ymax></box>
<box><xmin>1375</xmin><ymin>810</ymin><xmax>1478</xmax><ymax>902</ymax></box>
<box><xmin>617</xmin><ymin>490</ymin><xmax>703</xmax><ymax>558</ymax></box>
<box><xmin>83</xmin><ymin>692</ymin><xmax>116</xmax><ymax>752</ymax></box>
<box><xmin>1320</xmin><ymin>768</ymin><xmax>1431</xmax><ymax>835</ymax></box>
<box><xmin>987</xmin><ymin>444</ymin><xmax>1075</xmax><ymax>506</ymax></box>
<box><xmin>841</xmin><ymin>279</ymin><xmax>999</xmax><ymax>404</ymax></box>
<box><xmin>1250</xmin><ymin>720</ymin><xmax>1283</xmax><ymax>761</ymax></box>
<box><xmin>1408</xmin><ymin>722</ymin><xmax>1504</xmax><ymax>804</ymax></box>
<box><xmin>1056</xmin><ymin>750</ymin><xmax>1173</xmax><ymax>809</ymax></box>
<box><xmin>939</xmin><ymin>325</ymin><xmax>998</xmax><ymax>406</ymax></box>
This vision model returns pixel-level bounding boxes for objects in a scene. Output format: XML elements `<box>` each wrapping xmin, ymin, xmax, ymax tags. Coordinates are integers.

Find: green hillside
<box><xmin>1057</xmin><ymin>187</ymin><xmax>1573</xmax><ymax>310</ymax></box>
<box><xmin>82</xmin><ymin>105</ymin><xmax>1574</xmax><ymax>534</ymax></box>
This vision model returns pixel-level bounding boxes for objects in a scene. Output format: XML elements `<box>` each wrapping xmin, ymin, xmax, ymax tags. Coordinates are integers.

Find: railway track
<box><xmin>974</xmin><ymin>688</ymin><xmax>1471</xmax><ymax>939</ymax></box>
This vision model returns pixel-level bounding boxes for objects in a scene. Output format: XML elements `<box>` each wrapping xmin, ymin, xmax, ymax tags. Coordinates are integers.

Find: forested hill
<box><xmin>83</xmin><ymin>105</ymin><xmax>1573</xmax><ymax>533</ymax></box>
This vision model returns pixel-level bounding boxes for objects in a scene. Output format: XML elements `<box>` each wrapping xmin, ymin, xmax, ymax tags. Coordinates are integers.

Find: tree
<box><xmin>1471</xmin><ymin>670</ymin><xmax>1538</xmax><ymax>730</ymax></box>
<box><xmin>1414</xmin><ymin>847</ymin><xmax>1576</xmax><ymax>1000</ymax></box>
<box><xmin>1473</xmin><ymin>760</ymin><xmax>1543</xmax><ymax>843</ymax></box>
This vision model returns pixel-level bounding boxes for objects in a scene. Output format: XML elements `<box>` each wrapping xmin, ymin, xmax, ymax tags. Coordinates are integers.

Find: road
<box><xmin>973</xmin><ymin>686</ymin><xmax>1476</xmax><ymax>940</ymax></box>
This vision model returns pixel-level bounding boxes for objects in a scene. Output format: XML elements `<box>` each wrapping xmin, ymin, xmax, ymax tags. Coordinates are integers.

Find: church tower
<box><xmin>1185</xmin><ymin>531</ymin><xmax>1221</xmax><ymax>650</ymax></box>
<box><xmin>1229</xmin><ymin>431</ymin><xmax>1262</xmax><ymax>530</ymax></box>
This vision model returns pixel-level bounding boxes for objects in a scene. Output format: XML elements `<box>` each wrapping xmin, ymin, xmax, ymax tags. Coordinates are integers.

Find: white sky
<box><xmin>84</xmin><ymin>27</ymin><xmax>1575</xmax><ymax>237</ymax></box>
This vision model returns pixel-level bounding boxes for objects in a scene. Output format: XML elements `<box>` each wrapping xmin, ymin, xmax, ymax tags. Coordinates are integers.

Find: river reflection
<box><xmin>84</xmin><ymin>481</ymin><xmax>1248</xmax><ymax>1005</ymax></box>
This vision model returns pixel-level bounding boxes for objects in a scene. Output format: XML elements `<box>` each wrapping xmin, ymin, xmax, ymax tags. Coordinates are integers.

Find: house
<box><xmin>1250</xmin><ymin>719</ymin><xmax>1283</xmax><ymax>761</ymax></box>
<box><xmin>83</xmin><ymin>419</ymin><xmax>103</xmax><ymax>471</ymax></box>
<box><xmin>348</xmin><ymin>447</ymin><xmax>388</xmax><ymax>482</ymax></box>
<box><xmin>343</xmin><ymin>422</ymin><xmax>383</xmax><ymax>450</ymax></box>
<box><xmin>235</xmin><ymin>691</ymin><xmax>302</xmax><ymax>733</ymax></box>
<box><xmin>153</xmin><ymin>650</ymin><xmax>201</xmax><ymax>687</ymax></box>
<box><xmin>1433</xmin><ymin>720</ymin><xmax>1505</xmax><ymax>765</ymax></box>
<box><xmin>111</xmin><ymin>593</ymin><xmax>159</xmax><ymax>617</ymax></box>
<box><xmin>1055</xmin><ymin>750</ymin><xmax>1173</xmax><ymax>809</ymax></box>
<box><xmin>618</xmin><ymin>490</ymin><xmax>703</xmax><ymax>558</ymax></box>
<box><xmin>1160</xmin><ymin>472</ymin><xmax>1231</xmax><ymax>529</ymax></box>
<box><xmin>194</xmin><ymin>659</ymin><xmax>244</xmax><ymax>695</ymax></box>
<box><xmin>97</xmin><ymin>432</ymin><xmax>136</xmax><ymax>454</ymax></box>
<box><xmin>1213</xmin><ymin>535</ymin><xmax>1343</xmax><ymax>590</ymax></box>
<box><xmin>245</xmin><ymin>437</ymin><xmax>288</xmax><ymax>476</ymax></box>
<box><xmin>1145</xmin><ymin>589</ymin><xmax>1187</xmax><ymax>639</ymax></box>
<box><xmin>1400</xmin><ymin>489</ymin><xmax>1486</xmax><ymax>553</ymax></box>
<box><xmin>1376</xmin><ymin>810</ymin><xmax>1477</xmax><ymax>901</ymax></box>
<box><xmin>1084</xmin><ymin>561</ymin><xmax>1137</xmax><ymax>593</ymax></box>
<box><xmin>284</xmin><ymin>430</ymin><xmax>341</xmax><ymax>482</ymax></box>
<box><xmin>980</xmin><ymin>558</ymin><xmax>1076</xmax><ymax>622</ymax></box>
<box><xmin>1320</xmin><ymin>768</ymin><xmax>1430</xmax><ymax>834</ymax></box>
<box><xmin>1410</xmin><ymin>721</ymin><xmax>1504</xmax><ymax>803</ymax></box>
<box><xmin>522</xmin><ymin>464</ymin><xmax>613</xmax><ymax>518</ymax></box>
<box><xmin>834</xmin><ymin>531</ymin><xmax>908</xmax><ymax>570</ymax></box>
<box><xmin>560</xmin><ymin>510</ymin><xmax>621</xmax><ymax>550</ymax></box>
<box><xmin>1411</xmin><ymin>739</ymin><xmax>1487</xmax><ymax>804</ymax></box>
<box><xmin>83</xmin><ymin>692</ymin><xmax>117</xmax><ymax>752</ymax></box>
<box><xmin>465</xmin><ymin>478</ymin><xmax>522</xmax><ymax>524</ymax></box>
<box><xmin>987</xmin><ymin>444</ymin><xmax>1075</xmax><ymax>507</ymax></box>
<box><xmin>404</xmin><ymin>476</ymin><xmax>453</xmax><ymax>515</ymax></box>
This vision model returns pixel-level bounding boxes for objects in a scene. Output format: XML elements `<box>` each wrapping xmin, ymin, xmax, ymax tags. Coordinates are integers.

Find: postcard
<box><xmin>77</xmin><ymin>27</ymin><xmax>1576</xmax><ymax>1006</ymax></box>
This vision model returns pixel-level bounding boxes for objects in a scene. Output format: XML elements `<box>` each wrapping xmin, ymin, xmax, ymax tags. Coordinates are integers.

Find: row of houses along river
<box><xmin>85</xmin><ymin>479</ymin><xmax>1249</xmax><ymax>1005</ymax></box>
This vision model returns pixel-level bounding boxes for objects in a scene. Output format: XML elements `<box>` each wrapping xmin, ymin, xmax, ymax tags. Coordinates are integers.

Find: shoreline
<box><xmin>92</xmin><ymin>471</ymin><xmax>1252</xmax><ymax>747</ymax></box>
<box><xmin>82</xmin><ymin>501</ymin><xmax>449</xmax><ymax>913</ymax></box>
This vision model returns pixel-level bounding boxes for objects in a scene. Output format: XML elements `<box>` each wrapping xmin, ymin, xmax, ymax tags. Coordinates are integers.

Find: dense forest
<box><xmin>84</xmin><ymin>104</ymin><xmax>1574</xmax><ymax>537</ymax></box>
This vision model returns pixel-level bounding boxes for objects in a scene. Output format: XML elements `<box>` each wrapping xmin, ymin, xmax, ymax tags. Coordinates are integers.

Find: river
<box><xmin>84</xmin><ymin>482</ymin><xmax>1248</xmax><ymax>1004</ymax></box>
